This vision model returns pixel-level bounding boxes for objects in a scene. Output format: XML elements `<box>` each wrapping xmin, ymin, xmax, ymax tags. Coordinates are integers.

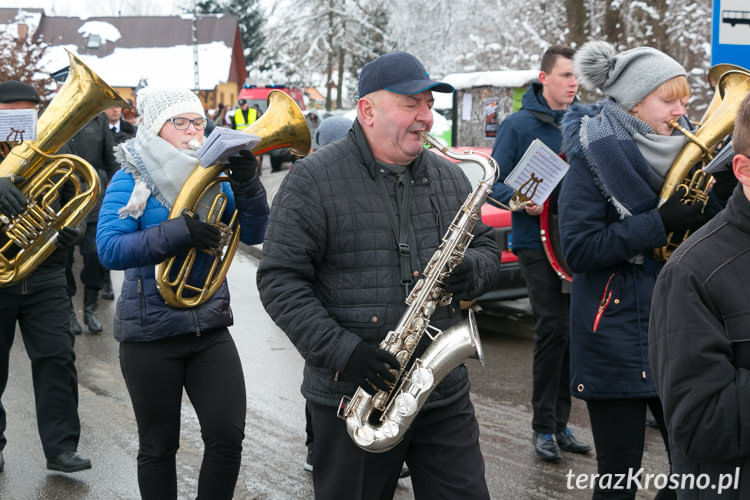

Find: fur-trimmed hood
<box><xmin>561</xmin><ymin>101</ymin><xmax>601</xmax><ymax>159</ymax></box>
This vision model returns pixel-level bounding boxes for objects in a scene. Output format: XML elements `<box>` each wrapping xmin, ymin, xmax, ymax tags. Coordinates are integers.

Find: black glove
<box><xmin>55</xmin><ymin>226</ymin><xmax>81</xmax><ymax>249</ymax></box>
<box><xmin>226</xmin><ymin>150</ymin><xmax>258</xmax><ymax>183</ymax></box>
<box><xmin>657</xmin><ymin>188</ymin><xmax>708</xmax><ymax>236</ymax></box>
<box><xmin>444</xmin><ymin>257</ymin><xmax>476</xmax><ymax>300</ymax></box>
<box><xmin>0</xmin><ymin>175</ymin><xmax>28</xmax><ymax>219</ymax></box>
<box><xmin>711</xmin><ymin>169</ymin><xmax>738</xmax><ymax>201</ymax></box>
<box><xmin>342</xmin><ymin>341</ymin><xmax>400</xmax><ymax>392</ymax></box>
<box><xmin>182</xmin><ymin>212</ymin><xmax>222</xmax><ymax>250</ymax></box>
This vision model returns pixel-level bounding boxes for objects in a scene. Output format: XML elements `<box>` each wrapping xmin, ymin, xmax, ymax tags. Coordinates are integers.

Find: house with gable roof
<box><xmin>0</xmin><ymin>7</ymin><xmax>247</xmax><ymax>112</ymax></box>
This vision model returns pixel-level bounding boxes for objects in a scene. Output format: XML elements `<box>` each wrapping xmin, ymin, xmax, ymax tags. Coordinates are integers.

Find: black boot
<box><xmin>70</xmin><ymin>310</ymin><xmax>82</xmax><ymax>335</ymax></box>
<box><xmin>101</xmin><ymin>271</ymin><xmax>114</xmax><ymax>300</ymax></box>
<box><xmin>83</xmin><ymin>288</ymin><xmax>103</xmax><ymax>334</ymax></box>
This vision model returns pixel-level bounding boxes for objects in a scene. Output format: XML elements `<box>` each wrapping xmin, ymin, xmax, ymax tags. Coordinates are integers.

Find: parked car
<box><xmin>441</xmin><ymin>147</ymin><xmax>528</xmax><ymax>302</ymax></box>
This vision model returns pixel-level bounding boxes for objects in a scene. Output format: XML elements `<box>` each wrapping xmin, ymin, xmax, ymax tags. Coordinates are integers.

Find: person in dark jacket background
<box><xmin>490</xmin><ymin>44</ymin><xmax>590</xmax><ymax>462</ymax></box>
<box><xmin>257</xmin><ymin>51</ymin><xmax>502</xmax><ymax>499</ymax></box>
<box><xmin>650</xmin><ymin>93</ymin><xmax>750</xmax><ymax>499</ymax></box>
<box><xmin>558</xmin><ymin>41</ymin><xmax>714</xmax><ymax>499</ymax></box>
<box><xmin>61</xmin><ymin>112</ymin><xmax>118</xmax><ymax>334</ymax></box>
<box><xmin>96</xmin><ymin>86</ymin><xmax>269</xmax><ymax>500</ymax></box>
<box><xmin>100</xmin><ymin>104</ymin><xmax>137</xmax><ymax>301</ymax></box>
<box><xmin>0</xmin><ymin>80</ymin><xmax>91</xmax><ymax>474</ymax></box>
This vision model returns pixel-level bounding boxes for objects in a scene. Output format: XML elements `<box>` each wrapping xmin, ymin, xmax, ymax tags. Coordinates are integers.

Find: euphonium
<box><xmin>338</xmin><ymin>132</ymin><xmax>495</xmax><ymax>453</ymax></box>
<box><xmin>653</xmin><ymin>66</ymin><xmax>750</xmax><ymax>261</ymax></box>
<box><xmin>155</xmin><ymin>90</ymin><xmax>310</xmax><ymax>308</ymax></box>
<box><xmin>0</xmin><ymin>51</ymin><xmax>129</xmax><ymax>285</ymax></box>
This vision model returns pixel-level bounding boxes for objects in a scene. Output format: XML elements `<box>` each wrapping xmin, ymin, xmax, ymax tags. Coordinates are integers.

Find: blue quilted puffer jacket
<box><xmin>96</xmin><ymin>169</ymin><xmax>268</xmax><ymax>342</ymax></box>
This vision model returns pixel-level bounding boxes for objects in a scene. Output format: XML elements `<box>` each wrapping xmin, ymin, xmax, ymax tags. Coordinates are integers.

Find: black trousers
<box><xmin>516</xmin><ymin>248</ymin><xmax>571</xmax><ymax>434</ymax></box>
<box><xmin>308</xmin><ymin>392</ymin><xmax>490</xmax><ymax>500</ymax></box>
<box><xmin>65</xmin><ymin>221</ymin><xmax>104</xmax><ymax>296</ymax></box>
<box><xmin>119</xmin><ymin>328</ymin><xmax>246</xmax><ymax>500</ymax></box>
<box><xmin>0</xmin><ymin>285</ymin><xmax>80</xmax><ymax>458</ymax></box>
<box><xmin>586</xmin><ymin>398</ymin><xmax>673</xmax><ymax>500</ymax></box>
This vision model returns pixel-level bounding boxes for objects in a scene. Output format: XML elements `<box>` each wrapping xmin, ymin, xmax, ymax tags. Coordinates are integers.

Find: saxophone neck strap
<box><xmin>374</xmin><ymin>166</ymin><xmax>413</xmax><ymax>297</ymax></box>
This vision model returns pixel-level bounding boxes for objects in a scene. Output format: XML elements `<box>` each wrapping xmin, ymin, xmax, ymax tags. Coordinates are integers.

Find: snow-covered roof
<box><xmin>442</xmin><ymin>70</ymin><xmax>539</xmax><ymax>90</ymax></box>
<box><xmin>42</xmin><ymin>42</ymin><xmax>234</xmax><ymax>89</ymax></box>
<box><xmin>0</xmin><ymin>9</ymin><xmax>243</xmax><ymax>91</ymax></box>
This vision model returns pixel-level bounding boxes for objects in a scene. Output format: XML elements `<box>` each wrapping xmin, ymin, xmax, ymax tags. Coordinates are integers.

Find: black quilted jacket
<box><xmin>257</xmin><ymin>120</ymin><xmax>502</xmax><ymax>408</ymax></box>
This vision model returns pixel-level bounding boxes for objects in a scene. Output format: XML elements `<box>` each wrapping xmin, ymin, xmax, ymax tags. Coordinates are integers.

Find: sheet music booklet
<box><xmin>0</xmin><ymin>109</ymin><xmax>37</xmax><ymax>142</ymax></box>
<box><xmin>503</xmin><ymin>138</ymin><xmax>569</xmax><ymax>206</ymax></box>
<box><xmin>197</xmin><ymin>127</ymin><xmax>261</xmax><ymax>166</ymax></box>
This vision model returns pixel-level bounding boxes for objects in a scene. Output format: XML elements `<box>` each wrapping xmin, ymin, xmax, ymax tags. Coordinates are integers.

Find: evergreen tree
<box><xmin>194</xmin><ymin>0</ymin><xmax>266</xmax><ymax>67</ymax></box>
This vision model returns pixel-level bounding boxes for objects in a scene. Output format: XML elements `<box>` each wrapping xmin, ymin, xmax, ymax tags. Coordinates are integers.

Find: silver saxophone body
<box><xmin>337</xmin><ymin>132</ymin><xmax>498</xmax><ymax>453</ymax></box>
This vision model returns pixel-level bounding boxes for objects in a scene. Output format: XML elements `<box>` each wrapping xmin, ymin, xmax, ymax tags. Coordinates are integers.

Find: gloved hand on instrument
<box><xmin>182</xmin><ymin>212</ymin><xmax>222</xmax><ymax>250</ymax></box>
<box><xmin>226</xmin><ymin>150</ymin><xmax>258</xmax><ymax>183</ymax></box>
<box><xmin>342</xmin><ymin>341</ymin><xmax>400</xmax><ymax>392</ymax></box>
<box><xmin>0</xmin><ymin>175</ymin><xmax>28</xmax><ymax>219</ymax></box>
<box><xmin>54</xmin><ymin>226</ymin><xmax>82</xmax><ymax>249</ymax></box>
<box><xmin>711</xmin><ymin>168</ymin><xmax>738</xmax><ymax>201</ymax></box>
<box><xmin>657</xmin><ymin>188</ymin><xmax>708</xmax><ymax>236</ymax></box>
<box><xmin>444</xmin><ymin>256</ymin><xmax>476</xmax><ymax>300</ymax></box>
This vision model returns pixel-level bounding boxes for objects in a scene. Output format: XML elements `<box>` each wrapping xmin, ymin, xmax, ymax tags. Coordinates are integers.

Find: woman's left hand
<box><xmin>226</xmin><ymin>150</ymin><xmax>258</xmax><ymax>183</ymax></box>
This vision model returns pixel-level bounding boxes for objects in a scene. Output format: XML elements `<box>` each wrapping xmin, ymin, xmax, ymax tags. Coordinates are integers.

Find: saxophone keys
<box><xmin>411</xmin><ymin>366</ymin><xmax>434</xmax><ymax>390</ymax></box>
<box><xmin>394</xmin><ymin>393</ymin><xmax>417</xmax><ymax>417</ymax></box>
<box><xmin>396</xmin><ymin>349</ymin><xmax>410</xmax><ymax>366</ymax></box>
<box><xmin>404</xmin><ymin>334</ymin><xmax>418</xmax><ymax>350</ymax></box>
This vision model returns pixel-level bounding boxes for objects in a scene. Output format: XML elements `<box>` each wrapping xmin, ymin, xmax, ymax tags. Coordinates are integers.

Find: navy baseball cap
<box><xmin>357</xmin><ymin>52</ymin><xmax>453</xmax><ymax>98</ymax></box>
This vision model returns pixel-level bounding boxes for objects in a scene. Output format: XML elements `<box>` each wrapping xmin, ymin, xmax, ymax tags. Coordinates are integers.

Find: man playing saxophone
<box><xmin>0</xmin><ymin>80</ymin><xmax>91</xmax><ymax>473</ymax></box>
<box><xmin>257</xmin><ymin>51</ymin><xmax>502</xmax><ymax>499</ymax></box>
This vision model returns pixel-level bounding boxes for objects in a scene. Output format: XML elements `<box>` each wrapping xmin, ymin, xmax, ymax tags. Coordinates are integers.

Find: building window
<box><xmin>86</xmin><ymin>34</ymin><xmax>102</xmax><ymax>49</ymax></box>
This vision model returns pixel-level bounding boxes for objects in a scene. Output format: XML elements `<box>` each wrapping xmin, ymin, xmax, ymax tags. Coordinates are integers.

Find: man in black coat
<box><xmin>61</xmin><ymin>113</ymin><xmax>118</xmax><ymax>334</ymax></box>
<box><xmin>257</xmin><ymin>52</ymin><xmax>502</xmax><ymax>499</ymax></box>
<box><xmin>0</xmin><ymin>80</ymin><xmax>91</xmax><ymax>473</ymax></box>
<box><xmin>650</xmin><ymin>93</ymin><xmax>750</xmax><ymax>498</ymax></box>
<box><xmin>100</xmin><ymin>105</ymin><xmax>136</xmax><ymax>300</ymax></box>
<box><xmin>103</xmin><ymin>105</ymin><xmax>136</xmax><ymax>144</ymax></box>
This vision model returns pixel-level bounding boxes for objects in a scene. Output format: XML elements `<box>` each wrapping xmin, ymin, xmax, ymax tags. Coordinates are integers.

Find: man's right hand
<box><xmin>342</xmin><ymin>341</ymin><xmax>400</xmax><ymax>392</ymax></box>
<box><xmin>0</xmin><ymin>175</ymin><xmax>28</xmax><ymax>219</ymax></box>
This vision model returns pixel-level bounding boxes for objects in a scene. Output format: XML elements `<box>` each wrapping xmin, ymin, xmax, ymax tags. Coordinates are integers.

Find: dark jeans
<box><xmin>308</xmin><ymin>392</ymin><xmax>490</xmax><ymax>500</ymax></box>
<box><xmin>0</xmin><ymin>285</ymin><xmax>80</xmax><ymax>458</ymax></box>
<box><xmin>119</xmin><ymin>328</ymin><xmax>246</xmax><ymax>500</ymax></box>
<box><xmin>66</xmin><ymin>221</ymin><xmax>104</xmax><ymax>297</ymax></box>
<box><xmin>516</xmin><ymin>248</ymin><xmax>571</xmax><ymax>434</ymax></box>
<box><xmin>586</xmin><ymin>398</ymin><xmax>673</xmax><ymax>500</ymax></box>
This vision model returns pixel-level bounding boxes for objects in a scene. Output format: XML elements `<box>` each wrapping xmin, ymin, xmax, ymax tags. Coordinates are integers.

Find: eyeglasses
<box><xmin>167</xmin><ymin>117</ymin><xmax>207</xmax><ymax>130</ymax></box>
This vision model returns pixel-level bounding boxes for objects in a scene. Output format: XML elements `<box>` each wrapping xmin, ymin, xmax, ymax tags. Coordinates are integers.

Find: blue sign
<box><xmin>712</xmin><ymin>0</ymin><xmax>750</xmax><ymax>68</ymax></box>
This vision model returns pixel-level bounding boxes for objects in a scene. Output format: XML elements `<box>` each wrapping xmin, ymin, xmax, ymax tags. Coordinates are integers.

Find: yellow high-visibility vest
<box><xmin>233</xmin><ymin>107</ymin><xmax>258</xmax><ymax>130</ymax></box>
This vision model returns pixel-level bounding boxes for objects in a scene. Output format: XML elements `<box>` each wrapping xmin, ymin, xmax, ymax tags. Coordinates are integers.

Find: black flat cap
<box><xmin>0</xmin><ymin>80</ymin><xmax>41</xmax><ymax>104</ymax></box>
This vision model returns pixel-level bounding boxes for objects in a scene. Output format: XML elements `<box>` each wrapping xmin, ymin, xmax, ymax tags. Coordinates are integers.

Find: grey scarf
<box><xmin>115</xmin><ymin>126</ymin><xmax>216</xmax><ymax>219</ymax></box>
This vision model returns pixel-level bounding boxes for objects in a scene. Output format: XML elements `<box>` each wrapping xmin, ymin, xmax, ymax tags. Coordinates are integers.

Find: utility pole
<box><xmin>192</xmin><ymin>0</ymin><xmax>200</xmax><ymax>93</ymax></box>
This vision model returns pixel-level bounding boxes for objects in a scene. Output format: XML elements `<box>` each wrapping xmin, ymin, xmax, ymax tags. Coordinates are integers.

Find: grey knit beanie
<box><xmin>315</xmin><ymin>116</ymin><xmax>352</xmax><ymax>147</ymax></box>
<box><xmin>574</xmin><ymin>41</ymin><xmax>686</xmax><ymax>110</ymax></box>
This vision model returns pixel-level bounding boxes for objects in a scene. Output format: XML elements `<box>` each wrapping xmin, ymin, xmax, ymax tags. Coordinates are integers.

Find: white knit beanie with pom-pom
<box><xmin>574</xmin><ymin>41</ymin><xmax>686</xmax><ymax>110</ymax></box>
<box><xmin>136</xmin><ymin>87</ymin><xmax>206</xmax><ymax>134</ymax></box>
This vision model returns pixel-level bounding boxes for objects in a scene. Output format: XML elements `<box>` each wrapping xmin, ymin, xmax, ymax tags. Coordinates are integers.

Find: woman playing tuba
<box><xmin>95</xmin><ymin>87</ymin><xmax>268</xmax><ymax>499</ymax></box>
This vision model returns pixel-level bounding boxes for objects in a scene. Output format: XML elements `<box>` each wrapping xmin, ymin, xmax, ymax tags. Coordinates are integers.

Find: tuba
<box><xmin>337</xmin><ymin>132</ymin><xmax>494</xmax><ymax>453</ymax></box>
<box><xmin>0</xmin><ymin>51</ymin><xmax>129</xmax><ymax>285</ymax></box>
<box><xmin>653</xmin><ymin>65</ymin><xmax>750</xmax><ymax>261</ymax></box>
<box><xmin>155</xmin><ymin>90</ymin><xmax>310</xmax><ymax>308</ymax></box>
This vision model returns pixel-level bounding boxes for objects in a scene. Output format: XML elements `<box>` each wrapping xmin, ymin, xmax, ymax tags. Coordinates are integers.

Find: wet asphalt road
<box><xmin>0</xmin><ymin>167</ymin><xmax>671</xmax><ymax>499</ymax></box>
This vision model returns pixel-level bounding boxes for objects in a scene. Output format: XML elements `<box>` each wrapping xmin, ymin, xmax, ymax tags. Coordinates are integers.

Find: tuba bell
<box><xmin>0</xmin><ymin>51</ymin><xmax>130</xmax><ymax>285</ymax></box>
<box><xmin>155</xmin><ymin>90</ymin><xmax>310</xmax><ymax>308</ymax></box>
<box><xmin>653</xmin><ymin>65</ymin><xmax>750</xmax><ymax>261</ymax></box>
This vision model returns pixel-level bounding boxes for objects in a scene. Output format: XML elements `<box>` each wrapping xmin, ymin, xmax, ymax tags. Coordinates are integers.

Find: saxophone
<box><xmin>337</xmin><ymin>132</ymin><xmax>497</xmax><ymax>453</ymax></box>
